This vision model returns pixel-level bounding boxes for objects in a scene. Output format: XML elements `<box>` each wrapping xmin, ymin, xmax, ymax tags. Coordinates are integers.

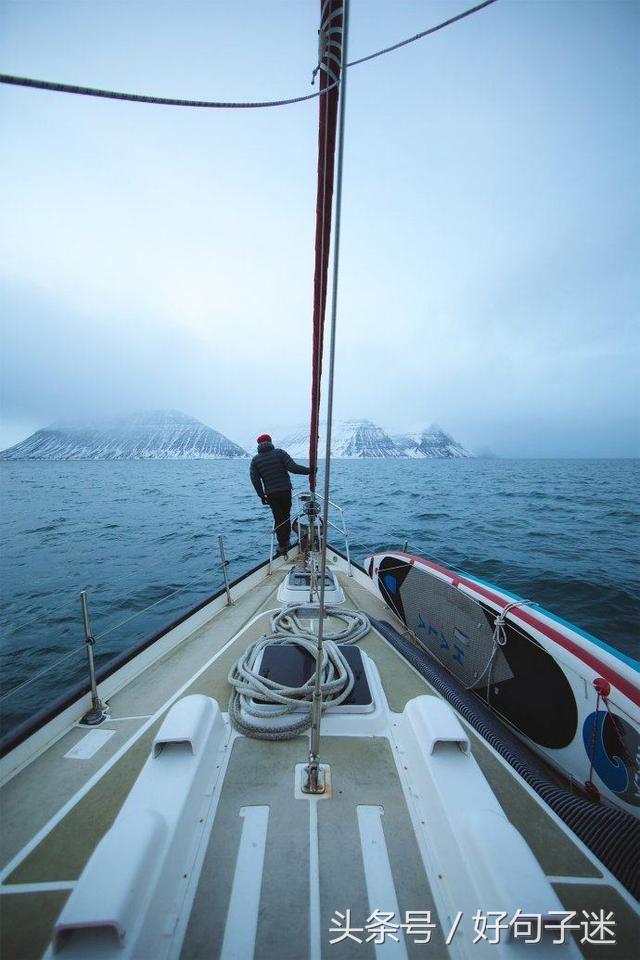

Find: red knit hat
<box><xmin>256</xmin><ymin>433</ymin><xmax>272</xmax><ymax>444</ymax></box>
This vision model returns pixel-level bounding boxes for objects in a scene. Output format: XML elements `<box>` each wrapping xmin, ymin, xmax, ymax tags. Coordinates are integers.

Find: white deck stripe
<box><xmin>0</xmin><ymin>608</ymin><xmax>278</xmax><ymax>883</ymax></box>
<box><xmin>309</xmin><ymin>801</ymin><xmax>321</xmax><ymax>960</ymax></box>
<box><xmin>546</xmin><ymin>875</ymin><xmax>608</xmax><ymax>885</ymax></box>
<box><xmin>0</xmin><ymin>880</ymin><xmax>75</xmax><ymax>894</ymax></box>
<box><xmin>220</xmin><ymin>806</ymin><xmax>269</xmax><ymax>960</ymax></box>
<box><xmin>357</xmin><ymin>805</ymin><xmax>408</xmax><ymax>959</ymax></box>
<box><xmin>95</xmin><ymin>715</ymin><xmax>153</xmax><ymax>723</ymax></box>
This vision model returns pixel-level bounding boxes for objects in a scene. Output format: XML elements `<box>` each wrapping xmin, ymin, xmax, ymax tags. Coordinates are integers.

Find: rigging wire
<box><xmin>347</xmin><ymin>0</ymin><xmax>498</xmax><ymax>68</ymax></box>
<box><xmin>0</xmin><ymin>646</ymin><xmax>85</xmax><ymax>705</ymax></box>
<box><xmin>92</xmin><ymin>570</ymin><xmax>228</xmax><ymax>641</ymax></box>
<box><xmin>0</xmin><ymin>1</ymin><xmax>499</xmax><ymax>110</ymax></box>
<box><xmin>0</xmin><ymin>75</ymin><xmax>329</xmax><ymax>110</ymax></box>
<box><xmin>0</xmin><ymin>560</ymin><xmax>222</xmax><ymax>637</ymax></box>
<box><xmin>1</xmin><ymin>594</ymin><xmax>79</xmax><ymax>635</ymax></box>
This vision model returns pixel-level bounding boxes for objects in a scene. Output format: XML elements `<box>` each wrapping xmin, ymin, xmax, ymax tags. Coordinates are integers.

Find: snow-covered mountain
<box><xmin>392</xmin><ymin>425</ymin><xmax>473</xmax><ymax>459</ymax></box>
<box><xmin>1</xmin><ymin>412</ymin><xmax>473</xmax><ymax>461</ymax></box>
<box><xmin>274</xmin><ymin>419</ymin><xmax>473</xmax><ymax>459</ymax></box>
<box><xmin>274</xmin><ymin>420</ymin><xmax>390</xmax><ymax>459</ymax></box>
<box><xmin>277</xmin><ymin>420</ymin><xmax>403</xmax><ymax>459</ymax></box>
<box><xmin>0</xmin><ymin>411</ymin><xmax>249</xmax><ymax>460</ymax></box>
<box><xmin>389</xmin><ymin>434</ymin><xmax>426</xmax><ymax>459</ymax></box>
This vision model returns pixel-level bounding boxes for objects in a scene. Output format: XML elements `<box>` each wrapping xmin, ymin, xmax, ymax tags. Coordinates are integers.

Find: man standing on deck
<box><xmin>250</xmin><ymin>434</ymin><xmax>314</xmax><ymax>556</ymax></box>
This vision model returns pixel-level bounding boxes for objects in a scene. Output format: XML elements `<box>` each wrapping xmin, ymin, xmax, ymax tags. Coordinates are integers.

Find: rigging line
<box><xmin>1</xmin><ymin>594</ymin><xmax>80</xmax><ymax>635</ymax></box>
<box><xmin>0</xmin><ymin>580</ymin><xmax>159</xmax><ymax>636</ymax></box>
<box><xmin>347</xmin><ymin>0</ymin><xmax>499</xmax><ymax>68</ymax></box>
<box><xmin>0</xmin><ymin>0</ymin><xmax>499</xmax><ymax>109</ymax></box>
<box><xmin>366</xmin><ymin>540</ymin><xmax>478</xmax><ymax>576</ymax></box>
<box><xmin>0</xmin><ymin>560</ymin><xmax>222</xmax><ymax>636</ymax></box>
<box><xmin>89</xmin><ymin>575</ymin><xmax>214</xmax><ymax>636</ymax></box>
<box><xmin>92</xmin><ymin>576</ymin><xmax>221</xmax><ymax>641</ymax></box>
<box><xmin>0</xmin><ymin>646</ymin><xmax>85</xmax><ymax>704</ymax></box>
<box><xmin>1</xmin><ymin>561</ymin><xmax>199</xmax><ymax>635</ymax></box>
<box><xmin>0</xmin><ymin>73</ymin><xmax>334</xmax><ymax>110</ymax></box>
<box><xmin>0</xmin><ymin>561</ymin><xmax>158</xmax><ymax>615</ymax></box>
<box><xmin>2</xmin><ymin>522</ymin><xmax>269</xmax><ymax>638</ymax></box>
<box><xmin>101</xmin><ymin>559</ymin><xmax>223</xmax><ymax>607</ymax></box>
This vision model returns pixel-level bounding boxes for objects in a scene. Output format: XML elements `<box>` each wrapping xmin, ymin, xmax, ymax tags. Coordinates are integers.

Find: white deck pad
<box><xmin>357</xmin><ymin>805</ymin><xmax>409</xmax><ymax>959</ymax></box>
<box><xmin>220</xmin><ymin>806</ymin><xmax>269</xmax><ymax>960</ymax></box>
<box><xmin>63</xmin><ymin>729</ymin><xmax>115</xmax><ymax>760</ymax></box>
<box><xmin>180</xmin><ymin>735</ymin><xmax>448</xmax><ymax>959</ymax></box>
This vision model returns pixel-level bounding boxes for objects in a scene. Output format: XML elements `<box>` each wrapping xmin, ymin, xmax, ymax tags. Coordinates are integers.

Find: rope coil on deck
<box><xmin>227</xmin><ymin>604</ymin><xmax>369</xmax><ymax>740</ymax></box>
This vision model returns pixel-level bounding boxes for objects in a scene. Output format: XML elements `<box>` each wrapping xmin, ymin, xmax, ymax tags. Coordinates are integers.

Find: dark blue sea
<box><xmin>1</xmin><ymin>459</ymin><xmax>638</xmax><ymax>739</ymax></box>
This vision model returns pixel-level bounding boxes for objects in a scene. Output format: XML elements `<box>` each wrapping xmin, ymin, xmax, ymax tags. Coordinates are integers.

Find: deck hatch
<box><xmin>256</xmin><ymin>645</ymin><xmax>373</xmax><ymax>709</ymax></box>
<box><xmin>289</xmin><ymin>571</ymin><xmax>335</xmax><ymax>589</ymax></box>
<box><xmin>277</xmin><ymin>567</ymin><xmax>345</xmax><ymax>604</ymax></box>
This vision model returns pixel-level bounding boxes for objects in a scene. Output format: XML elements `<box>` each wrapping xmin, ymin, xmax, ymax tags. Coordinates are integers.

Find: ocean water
<box><xmin>1</xmin><ymin>459</ymin><xmax>638</xmax><ymax>739</ymax></box>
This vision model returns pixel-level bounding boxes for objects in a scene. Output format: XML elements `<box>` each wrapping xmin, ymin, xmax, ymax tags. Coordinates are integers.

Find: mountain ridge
<box><xmin>0</xmin><ymin>410</ymin><xmax>248</xmax><ymax>460</ymax></box>
<box><xmin>391</xmin><ymin>425</ymin><xmax>474</xmax><ymax>459</ymax></box>
<box><xmin>274</xmin><ymin>419</ymin><xmax>473</xmax><ymax>459</ymax></box>
<box><xmin>1</xmin><ymin>412</ymin><xmax>474</xmax><ymax>460</ymax></box>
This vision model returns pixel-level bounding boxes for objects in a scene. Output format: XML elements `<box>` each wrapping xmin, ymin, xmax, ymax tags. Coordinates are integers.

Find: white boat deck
<box><xmin>0</xmin><ymin>558</ymin><xmax>637</xmax><ymax>959</ymax></box>
<box><xmin>180</xmin><ymin>735</ymin><xmax>447</xmax><ymax>960</ymax></box>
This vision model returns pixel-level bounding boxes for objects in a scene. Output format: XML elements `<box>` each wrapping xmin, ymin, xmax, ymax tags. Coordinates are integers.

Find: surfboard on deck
<box><xmin>365</xmin><ymin>550</ymin><xmax>640</xmax><ymax>817</ymax></box>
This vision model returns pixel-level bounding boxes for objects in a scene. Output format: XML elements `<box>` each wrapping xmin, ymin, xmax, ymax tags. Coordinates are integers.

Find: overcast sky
<box><xmin>1</xmin><ymin>0</ymin><xmax>638</xmax><ymax>457</ymax></box>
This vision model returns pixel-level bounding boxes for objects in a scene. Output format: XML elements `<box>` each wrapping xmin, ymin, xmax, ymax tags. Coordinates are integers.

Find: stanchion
<box><xmin>79</xmin><ymin>591</ymin><xmax>108</xmax><ymax>725</ymax></box>
<box><xmin>218</xmin><ymin>536</ymin><xmax>234</xmax><ymax>606</ymax></box>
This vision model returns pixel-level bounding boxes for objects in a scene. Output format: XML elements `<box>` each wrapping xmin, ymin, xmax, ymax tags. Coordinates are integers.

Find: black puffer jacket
<box><xmin>250</xmin><ymin>441</ymin><xmax>311</xmax><ymax>497</ymax></box>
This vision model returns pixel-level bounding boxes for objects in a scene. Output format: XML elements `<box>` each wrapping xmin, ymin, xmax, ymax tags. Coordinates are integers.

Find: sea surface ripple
<box><xmin>1</xmin><ymin>458</ymin><xmax>638</xmax><ymax>738</ymax></box>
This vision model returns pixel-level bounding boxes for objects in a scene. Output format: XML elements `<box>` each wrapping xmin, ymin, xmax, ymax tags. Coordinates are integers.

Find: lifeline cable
<box><xmin>0</xmin><ymin>1</ymin><xmax>499</xmax><ymax>110</ymax></box>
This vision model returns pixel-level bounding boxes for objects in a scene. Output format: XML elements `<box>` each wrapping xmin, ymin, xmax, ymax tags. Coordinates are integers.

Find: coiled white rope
<box><xmin>272</xmin><ymin>605</ymin><xmax>369</xmax><ymax>644</ymax></box>
<box><xmin>228</xmin><ymin>604</ymin><xmax>370</xmax><ymax>740</ymax></box>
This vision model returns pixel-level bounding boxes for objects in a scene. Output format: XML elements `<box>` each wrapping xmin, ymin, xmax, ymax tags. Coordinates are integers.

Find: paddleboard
<box><xmin>366</xmin><ymin>550</ymin><xmax>640</xmax><ymax>816</ymax></box>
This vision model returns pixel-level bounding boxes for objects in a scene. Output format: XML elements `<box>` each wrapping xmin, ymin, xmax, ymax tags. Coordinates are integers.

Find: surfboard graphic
<box><xmin>366</xmin><ymin>551</ymin><xmax>640</xmax><ymax>816</ymax></box>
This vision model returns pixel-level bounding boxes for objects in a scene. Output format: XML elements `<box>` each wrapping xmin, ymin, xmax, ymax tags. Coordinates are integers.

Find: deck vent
<box><xmin>405</xmin><ymin>696</ymin><xmax>470</xmax><ymax>755</ymax></box>
<box><xmin>52</xmin><ymin>809</ymin><xmax>166</xmax><ymax>954</ymax></box>
<box><xmin>49</xmin><ymin>696</ymin><xmax>227</xmax><ymax>958</ymax></box>
<box><xmin>153</xmin><ymin>694</ymin><xmax>216</xmax><ymax>758</ymax></box>
<box><xmin>54</xmin><ymin>923</ymin><xmax>124</xmax><ymax>953</ymax></box>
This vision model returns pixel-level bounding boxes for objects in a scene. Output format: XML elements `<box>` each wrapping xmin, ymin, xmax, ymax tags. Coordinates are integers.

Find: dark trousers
<box><xmin>267</xmin><ymin>490</ymin><xmax>292</xmax><ymax>548</ymax></box>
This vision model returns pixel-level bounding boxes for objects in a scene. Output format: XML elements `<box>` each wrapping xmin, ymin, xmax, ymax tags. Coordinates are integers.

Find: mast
<box><xmin>308</xmin><ymin>0</ymin><xmax>344</xmax><ymax>491</ymax></box>
<box><xmin>303</xmin><ymin>0</ymin><xmax>350</xmax><ymax>794</ymax></box>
